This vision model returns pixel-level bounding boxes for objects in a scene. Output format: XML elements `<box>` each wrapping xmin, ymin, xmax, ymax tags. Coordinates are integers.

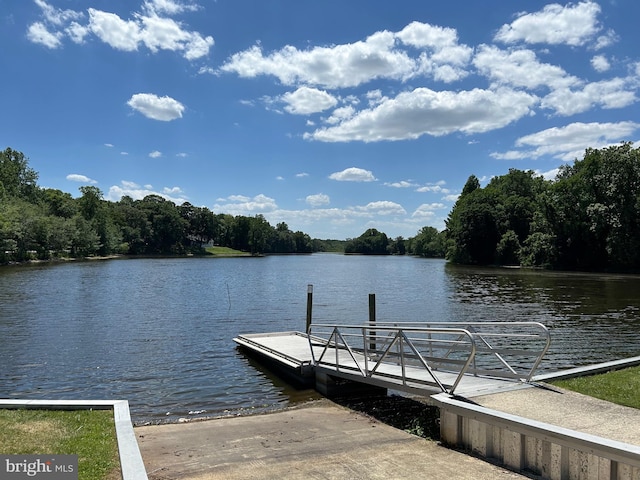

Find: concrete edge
<box><xmin>532</xmin><ymin>355</ymin><xmax>640</xmax><ymax>382</ymax></box>
<box><xmin>0</xmin><ymin>399</ymin><xmax>148</xmax><ymax>480</ymax></box>
<box><xmin>430</xmin><ymin>393</ymin><xmax>640</xmax><ymax>468</ymax></box>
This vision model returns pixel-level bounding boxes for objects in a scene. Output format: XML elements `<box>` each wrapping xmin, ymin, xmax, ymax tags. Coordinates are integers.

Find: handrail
<box><xmin>309</xmin><ymin>324</ymin><xmax>478</xmax><ymax>395</ymax></box>
<box><xmin>308</xmin><ymin>322</ymin><xmax>550</xmax><ymax>394</ymax></box>
<box><xmin>367</xmin><ymin>321</ymin><xmax>551</xmax><ymax>383</ymax></box>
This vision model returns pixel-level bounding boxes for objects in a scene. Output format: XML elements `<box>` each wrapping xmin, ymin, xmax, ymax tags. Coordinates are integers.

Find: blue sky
<box><xmin>1</xmin><ymin>0</ymin><xmax>639</xmax><ymax>240</ymax></box>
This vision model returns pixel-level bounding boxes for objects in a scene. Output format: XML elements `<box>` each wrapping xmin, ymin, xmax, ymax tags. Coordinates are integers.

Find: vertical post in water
<box><xmin>369</xmin><ymin>293</ymin><xmax>376</xmax><ymax>352</ymax></box>
<box><xmin>306</xmin><ymin>284</ymin><xmax>313</xmax><ymax>334</ymax></box>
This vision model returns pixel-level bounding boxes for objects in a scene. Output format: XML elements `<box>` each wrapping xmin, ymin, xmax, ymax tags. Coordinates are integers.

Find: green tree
<box><xmin>0</xmin><ymin>148</ymin><xmax>39</xmax><ymax>201</ymax></box>
<box><xmin>345</xmin><ymin>228</ymin><xmax>389</xmax><ymax>254</ymax></box>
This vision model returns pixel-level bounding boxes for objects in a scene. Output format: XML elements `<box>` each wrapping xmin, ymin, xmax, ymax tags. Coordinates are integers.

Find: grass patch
<box><xmin>551</xmin><ymin>366</ymin><xmax>640</xmax><ymax>410</ymax></box>
<box><xmin>0</xmin><ymin>409</ymin><xmax>120</xmax><ymax>480</ymax></box>
<box><xmin>205</xmin><ymin>246</ymin><xmax>250</xmax><ymax>256</ymax></box>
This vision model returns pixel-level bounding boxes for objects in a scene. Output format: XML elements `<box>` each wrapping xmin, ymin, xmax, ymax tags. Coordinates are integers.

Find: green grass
<box><xmin>205</xmin><ymin>246</ymin><xmax>250</xmax><ymax>256</ymax></box>
<box><xmin>0</xmin><ymin>409</ymin><xmax>120</xmax><ymax>480</ymax></box>
<box><xmin>551</xmin><ymin>366</ymin><xmax>640</xmax><ymax>410</ymax></box>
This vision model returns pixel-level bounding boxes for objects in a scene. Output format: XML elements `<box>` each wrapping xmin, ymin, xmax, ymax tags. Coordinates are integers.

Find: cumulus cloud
<box><xmin>213</xmin><ymin>194</ymin><xmax>278</xmax><ymax>215</ymax></box>
<box><xmin>307</xmin><ymin>87</ymin><xmax>537</xmax><ymax>142</ymax></box>
<box><xmin>412</xmin><ymin>203</ymin><xmax>446</xmax><ymax>218</ymax></box>
<box><xmin>27</xmin><ymin>22</ymin><xmax>63</xmax><ymax>48</ymax></box>
<box><xmin>220</xmin><ymin>21</ymin><xmax>472</xmax><ymax>89</ymax></box>
<box><xmin>128</xmin><ymin>93</ymin><xmax>185</xmax><ymax>121</ymax></box>
<box><xmin>306</xmin><ymin>193</ymin><xmax>330</xmax><ymax>207</ymax></box>
<box><xmin>107</xmin><ymin>180</ymin><xmax>187</xmax><ymax>203</ymax></box>
<box><xmin>149</xmin><ymin>150</ymin><xmax>163</xmax><ymax>158</ymax></box>
<box><xmin>416</xmin><ymin>182</ymin><xmax>450</xmax><ymax>194</ymax></box>
<box><xmin>494</xmin><ymin>1</ymin><xmax>602</xmax><ymax>46</ymax></box>
<box><xmin>491</xmin><ymin>121</ymin><xmax>640</xmax><ymax>161</ymax></box>
<box><xmin>281</xmin><ymin>87</ymin><xmax>338</xmax><ymax>115</ymax></box>
<box><xmin>473</xmin><ymin>45</ymin><xmax>578</xmax><ymax>91</ymax></box>
<box><xmin>66</xmin><ymin>174</ymin><xmax>97</xmax><ymax>184</ymax></box>
<box><xmin>357</xmin><ymin>201</ymin><xmax>406</xmax><ymax>216</ymax></box>
<box><xmin>541</xmin><ymin>78</ymin><xmax>637</xmax><ymax>116</ymax></box>
<box><xmin>591</xmin><ymin>55</ymin><xmax>611</xmax><ymax>73</ymax></box>
<box><xmin>27</xmin><ymin>0</ymin><xmax>213</xmax><ymax>60</ymax></box>
<box><xmin>329</xmin><ymin>167</ymin><xmax>377</xmax><ymax>182</ymax></box>
<box><xmin>385</xmin><ymin>180</ymin><xmax>418</xmax><ymax>188</ymax></box>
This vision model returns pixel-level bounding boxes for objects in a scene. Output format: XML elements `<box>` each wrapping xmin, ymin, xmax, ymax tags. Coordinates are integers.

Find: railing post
<box><xmin>369</xmin><ymin>293</ymin><xmax>376</xmax><ymax>351</ymax></box>
<box><xmin>306</xmin><ymin>284</ymin><xmax>313</xmax><ymax>334</ymax></box>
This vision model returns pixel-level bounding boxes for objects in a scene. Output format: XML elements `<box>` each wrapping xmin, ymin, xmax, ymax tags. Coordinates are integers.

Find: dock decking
<box><xmin>233</xmin><ymin>331</ymin><xmax>533</xmax><ymax>397</ymax></box>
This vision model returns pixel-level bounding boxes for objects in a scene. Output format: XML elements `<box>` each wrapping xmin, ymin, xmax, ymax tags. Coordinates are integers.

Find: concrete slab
<box><xmin>472</xmin><ymin>385</ymin><xmax>640</xmax><ymax>446</ymax></box>
<box><xmin>136</xmin><ymin>399</ymin><xmax>526</xmax><ymax>480</ymax></box>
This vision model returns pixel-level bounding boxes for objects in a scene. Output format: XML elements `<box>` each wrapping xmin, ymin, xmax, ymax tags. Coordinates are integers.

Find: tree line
<box><xmin>3</xmin><ymin>143</ymin><xmax>638</xmax><ymax>271</ymax></box>
<box><xmin>445</xmin><ymin>143</ymin><xmax>640</xmax><ymax>272</ymax></box>
<box><xmin>0</xmin><ymin>147</ymin><xmax>322</xmax><ymax>263</ymax></box>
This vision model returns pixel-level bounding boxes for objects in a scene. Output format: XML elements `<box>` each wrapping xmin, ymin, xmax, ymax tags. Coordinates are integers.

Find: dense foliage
<box><xmin>1</xmin><ymin>147</ymin><xmax>319</xmax><ymax>262</ymax></box>
<box><xmin>445</xmin><ymin>143</ymin><xmax>640</xmax><ymax>271</ymax></box>
<box><xmin>4</xmin><ymin>143</ymin><xmax>637</xmax><ymax>271</ymax></box>
<box><xmin>344</xmin><ymin>227</ymin><xmax>446</xmax><ymax>257</ymax></box>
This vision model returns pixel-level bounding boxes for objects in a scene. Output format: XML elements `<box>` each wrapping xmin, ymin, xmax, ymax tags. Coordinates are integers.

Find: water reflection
<box><xmin>0</xmin><ymin>257</ymin><xmax>639</xmax><ymax>423</ymax></box>
<box><xmin>444</xmin><ymin>264</ymin><xmax>640</xmax><ymax>368</ymax></box>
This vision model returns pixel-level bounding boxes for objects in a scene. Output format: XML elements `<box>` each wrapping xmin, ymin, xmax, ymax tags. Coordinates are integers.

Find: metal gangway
<box><xmin>307</xmin><ymin>322</ymin><xmax>550</xmax><ymax>396</ymax></box>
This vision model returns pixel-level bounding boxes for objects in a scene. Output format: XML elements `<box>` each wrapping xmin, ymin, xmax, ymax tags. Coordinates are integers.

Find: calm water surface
<box><xmin>1</xmin><ymin>255</ymin><xmax>639</xmax><ymax>423</ymax></box>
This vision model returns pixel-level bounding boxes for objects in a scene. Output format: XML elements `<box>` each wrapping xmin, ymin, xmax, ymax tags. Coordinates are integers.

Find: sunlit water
<box><xmin>1</xmin><ymin>255</ymin><xmax>639</xmax><ymax>423</ymax></box>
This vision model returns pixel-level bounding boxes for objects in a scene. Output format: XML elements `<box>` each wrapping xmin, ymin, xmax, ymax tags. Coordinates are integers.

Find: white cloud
<box><xmin>536</xmin><ymin>168</ymin><xmax>560</xmax><ymax>181</ymax></box>
<box><xmin>127</xmin><ymin>93</ymin><xmax>185</xmax><ymax>121</ymax></box>
<box><xmin>34</xmin><ymin>0</ymin><xmax>83</xmax><ymax>27</ymax></box>
<box><xmin>281</xmin><ymin>87</ymin><xmax>337</xmax><ymax>115</ymax></box>
<box><xmin>104</xmin><ymin>143</ymin><xmax>114</xmax><ymax>148</ymax></box>
<box><xmin>213</xmin><ymin>194</ymin><xmax>278</xmax><ymax>215</ymax></box>
<box><xmin>65</xmin><ymin>21</ymin><xmax>89</xmax><ymax>44</ymax></box>
<box><xmin>385</xmin><ymin>180</ymin><xmax>417</xmax><ymax>188</ymax></box>
<box><xmin>473</xmin><ymin>45</ymin><xmax>578</xmax><ymax>91</ymax></box>
<box><xmin>396</xmin><ymin>21</ymin><xmax>473</xmax><ymax>83</ymax></box>
<box><xmin>329</xmin><ymin>167</ymin><xmax>377</xmax><ymax>182</ymax></box>
<box><xmin>357</xmin><ymin>201</ymin><xmax>406</xmax><ymax>216</ymax></box>
<box><xmin>27</xmin><ymin>22</ymin><xmax>62</xmax><ymax>48</ymax></box>
<box><xmin>494</xmin><ymin>1</ymin><xmax>602</xmax><ymax>46</ymax></box>
<box><xmin>143</xmin><ymin>0</ymin><xmax>200</xmax><ymax>16</ymax></box>
<box><xmin>66</xmin><ymin>174</ymin><xmax>97</xmax><ymax>184</ymax></box>
<box><xmin>541</xmin><ymin>78</ymin><xmax>637</xmax><ymax>116</ymax></box>
<box><xmin>491</xmin><ymin>121</ymin><xmax>640</xmax><ymax>161</ymax></box>
<box><xmin>149</xmin><ymin>150</ymin><xmax>163</xmax><ymax>158</ymax></box>
<box><xmin>296</xmin><ymin>172</ymin><xmax>309</xmax><ymax>178</ymax></box>
<box><xmin>107</xmin><ymin>180</ymin><xmax>187</xmax><ymax>203</ymax></box>
<box><xmin>220</xmin><ymin>21</ymin><xmax>473</xmax><ymax>89</ymax></box>
<box><xmin>27</xmin><ymin>1</ymin><xmax>213</xmax><ymax>60</ymax></box>
<box><xmin>306</xmin><ymin>87</ymin><xmax>537</xmax><ymax>142</ymax></box>
<box><xmin>306</xmin><ymin>193</ymin><xmax>330</xmax><ymax>207</ymax></box>
<box><xmin>325</xmin><ymin>106</ymin><xmax>356</xmax><ymax>125</ymax></box>
<box><xmin>416</xmin><ymin>183</ymin><xmax>450</xmax><ymax>194</ymax></box>
<box><xmin>176</xmin><ymin>152</ymin><xmax>188</xmax><ymax>157</ymax></box>
<box><xmin>412</xmin><ymin>203</ymin><xmax>446</xmax><ymax>218</ymax></box>
<box><xmin>87</xmin><ymin>9</ymin><xmax>140</xmax><ymax>51</ymax></box>
<box><xmin>220</xmin><ymin>31</ymin><xmax>415</xmax><ymax>89</ymax></box>
<box><xmin>591</xmin><ymin>55</ymin><xmax>610</xmax><ymax>73</ymax></box>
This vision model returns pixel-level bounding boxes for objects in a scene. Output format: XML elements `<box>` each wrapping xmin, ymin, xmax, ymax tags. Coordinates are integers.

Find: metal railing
<box><xmin>307</xmin><ymin>322</ymin><xmax>550</xmax><ymax>395</ymax></box>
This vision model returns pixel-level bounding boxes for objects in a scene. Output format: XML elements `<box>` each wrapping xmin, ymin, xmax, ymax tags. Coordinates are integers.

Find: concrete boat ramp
<box><xmin>233</xmin><ymin>328</ymin><xmax>640</xmax><ymax>480</ymax></box>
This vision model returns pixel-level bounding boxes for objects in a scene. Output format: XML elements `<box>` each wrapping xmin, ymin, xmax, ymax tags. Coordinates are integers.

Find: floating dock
<box><xmin>234</xmin><ymin>324</ymin><xmax>640</xmax><ymax>480</ymax></box>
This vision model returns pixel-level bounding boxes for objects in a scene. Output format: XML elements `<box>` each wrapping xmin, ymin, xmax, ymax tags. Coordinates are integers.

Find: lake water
<box><xmin>1</xmin><ymin>255</ymin><xmax>639</xmax><ymax>424</ymax></box>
